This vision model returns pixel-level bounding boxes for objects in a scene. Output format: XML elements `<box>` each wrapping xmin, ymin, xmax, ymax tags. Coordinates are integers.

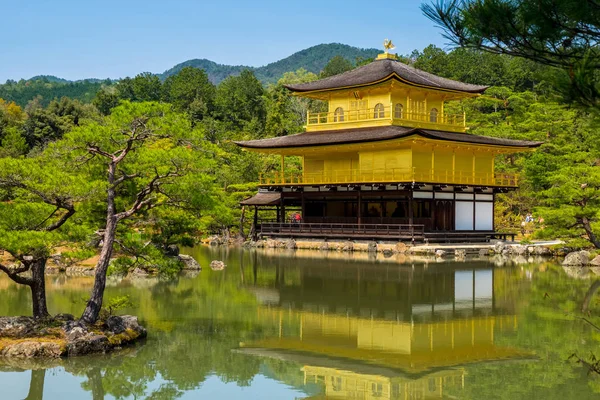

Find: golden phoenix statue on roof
<box><xmin>383</xmin><ymin>39</ymin><xmax>395</xmax><ymax>53</ymax></box>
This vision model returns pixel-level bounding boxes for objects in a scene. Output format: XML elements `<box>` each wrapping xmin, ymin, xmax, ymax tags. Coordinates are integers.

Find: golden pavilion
<box><xmin>236</xmin><ymin>47</ymin><xmax>542</xmax><ymax>242</ymax></box>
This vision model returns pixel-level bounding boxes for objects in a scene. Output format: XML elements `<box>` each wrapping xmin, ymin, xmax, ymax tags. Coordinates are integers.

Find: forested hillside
<box><xmin>0</xmin><ymin>78</ymin><xmax>109</xmax><ymax>107</ymax></box>
<box><xmin>0</xmin><ymin>43</ymin><xmax>378</xmax><ymax>107</ymax></box>
<box><xmin>159</xmin><ymin>43</ymin><xmax>379</xmax><ymax>83</ymax></box>
<box><xmin>0</xmin><ymin>41</ymin><xmax>597</xmax><ymax>248</ymax></box>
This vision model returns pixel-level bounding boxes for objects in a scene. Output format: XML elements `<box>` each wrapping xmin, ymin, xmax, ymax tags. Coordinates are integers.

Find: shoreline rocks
<box><xmin>0</xmin><ymin>315</ymin><xmax>146</xmax><ymax>359</ymax></box>
<box><xmin>562</xmin><ymin>250</ymin><xmax>592</xmax><ymax>266</ymax></box>
<box><xmin>178</xmin><ymin>254</ymin><xmax>201</xmax><ymax>270</ymax></box>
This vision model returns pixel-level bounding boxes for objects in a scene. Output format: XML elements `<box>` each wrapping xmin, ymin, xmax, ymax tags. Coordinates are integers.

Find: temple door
<box><xmin>434</xmin><ymin>201</ymin><xmax>454</xmax><ymax>231</ymax></box>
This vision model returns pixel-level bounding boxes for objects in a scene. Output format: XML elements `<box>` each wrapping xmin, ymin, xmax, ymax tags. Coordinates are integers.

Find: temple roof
<box><xmin>240</xmin><ymin>192</ymin><xmax>281</xmax><ymax>206</ymax></box>
<box><xmin>284</xmin><ymin>58</ymin><xmax>488</xmax><ymax>94</ymax></box>
<box><xmin>234</xmin><ymin>126</ymin><xmax>544</xmax><ymax>149</ymax></box>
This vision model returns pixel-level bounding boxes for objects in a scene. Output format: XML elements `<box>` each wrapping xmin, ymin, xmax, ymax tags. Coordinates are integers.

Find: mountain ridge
<box><xmin>21</xmin><ymin>43</ymin><xmax>380</xmax><ymax>85</ymax></box>
<box><xmin>0</xmin><ymin>43</ymin><xmax>381</xmax><ymax>106</ymax></box>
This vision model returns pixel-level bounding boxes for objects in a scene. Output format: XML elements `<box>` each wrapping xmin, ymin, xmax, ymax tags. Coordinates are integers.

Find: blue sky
<box><xmin>2</xmin><ymin>0</ymin><xmax>447</xmax><ymax>82</ymax></box>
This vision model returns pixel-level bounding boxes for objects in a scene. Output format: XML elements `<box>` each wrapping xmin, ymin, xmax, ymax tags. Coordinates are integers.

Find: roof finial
<box><xmin>377</xmin><ymin>39</ymin><xmax>398</xmax><ymax>60</ymax></box>
<box><xmin>383</xmin><ymin>39</ymin><xmax>395</xmax><ymax>54</ymax></box>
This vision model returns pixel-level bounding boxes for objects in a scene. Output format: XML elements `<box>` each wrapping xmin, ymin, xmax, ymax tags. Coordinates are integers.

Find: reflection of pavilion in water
<box><xmin>241</xmin><ymin>258</ymin><xmax>528</xmax><ymax>399</ymax></box>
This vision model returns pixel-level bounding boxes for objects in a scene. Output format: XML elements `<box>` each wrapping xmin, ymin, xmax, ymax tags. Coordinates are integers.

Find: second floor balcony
<box><xmin>306</xmin><ymin>104</ymin><xmax>467</xmax><ymax>133</ymax></box>
<box><xmin>259</xmin><ymin>168</ymin><xmax>519</xmax><ymax>188</ymax></box>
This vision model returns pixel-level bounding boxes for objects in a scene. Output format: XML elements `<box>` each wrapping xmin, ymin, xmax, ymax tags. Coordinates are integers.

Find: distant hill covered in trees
<box><xmin>159</xmin><ymin>43</ymin><xmax>380</xmax><ymax>83</ymax></box>
<box><xmin>0</xmin><ymin>43</ymin><xmax>379</xmax><ymax>107</ymax></box>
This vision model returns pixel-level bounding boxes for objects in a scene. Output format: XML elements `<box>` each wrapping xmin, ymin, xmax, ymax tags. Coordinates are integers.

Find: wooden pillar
<box><xmin>431</xmin><ymin>192</ymin><xmax>436</xmax><ymax>231</ymax></box>
<box><xmin>452</xmin><ymin>149</ymin><xmax>456</xmax><ymax>183</ymax></box>
<box><xmin>251</xmin><ymin>206</ymin><xmax>258</xmax><ymax>241</ymax></box>
<box><xmin>301</xmin><ymin>191</ymin><xmax>306</xmax><ymax>222</ymax></box>
<box><xmin>472</xmin><ymin>151</ymin><xmax>476</xmax><ymax>185</ymax></box>
<box><xmin>440</xmin><ymin>96</ymin><xmax>445</xmax><ymax>123</ymax></box>
<box><xmin>431</xmin><ymin>146</ymin><xmax>435</xmax><ymax>181</ymax></box>
<box><xmin>357</xmin><ymin>190</ymin><xmax>362</xmax><ymax>226</ymax></box>
<box><xmin>408</xmin><ymin>190</ymin><xmax>414</xmax><ymax>227</ymax></box>
<box><xmin>280</xmin><ymin>194</ymin><xmax>286</xmax><ymax>223</ymax></box>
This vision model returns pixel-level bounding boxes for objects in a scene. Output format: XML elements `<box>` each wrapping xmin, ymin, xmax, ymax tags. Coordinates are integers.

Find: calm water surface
<box><xmin>0</xmin><ymin>247</ymin><xmax>599</xmax><ymax>399</ymax></box>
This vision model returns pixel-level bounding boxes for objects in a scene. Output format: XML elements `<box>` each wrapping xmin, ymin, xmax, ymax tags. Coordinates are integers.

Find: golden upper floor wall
<box><xmin>284</xmin><ymin>54</ymin><xmax>488</xmax><ymax>134</ymax></box>
<box><xmin>298</xmin><ymin>139</ymin><xmax>502</xmax><ymax>187</ymax></box>
<box><xmin>308</xmin><ymin>80</ymin><xmax>469</xmax><ymax>133</ymax></box>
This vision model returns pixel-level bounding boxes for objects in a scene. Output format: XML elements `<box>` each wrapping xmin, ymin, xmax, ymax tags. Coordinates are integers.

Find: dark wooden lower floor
<box><xmin>258</xmin><ymin>222</ymin><xmax>515</xmax><ymax>243</ymax></box>
<box><xmin>243</xmin><ymin>185</ymin><xmax>516</xmax><ymax>243</ymax></box>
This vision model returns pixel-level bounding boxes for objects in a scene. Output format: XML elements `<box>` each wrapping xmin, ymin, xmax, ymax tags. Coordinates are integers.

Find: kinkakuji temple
<box><xmin>236</xmin><ymin>44</ymin><xmax>542</xmax><ymax>242</ymax></box>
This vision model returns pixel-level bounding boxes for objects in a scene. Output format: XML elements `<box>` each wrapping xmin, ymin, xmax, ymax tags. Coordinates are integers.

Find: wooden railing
<box><xmin>307</xmin><ymin>105</ymin><xmax>466</xmax><ymax>131</ymax></box>
<box><xmin>259</xmin><ymin>168</ymin><xmax>519</xmax><ymax>187</ymax></box>
<box><xmin>259</xmin><ymin>222</ymin><xmax>425</xmax><ymax>240</ymax></box>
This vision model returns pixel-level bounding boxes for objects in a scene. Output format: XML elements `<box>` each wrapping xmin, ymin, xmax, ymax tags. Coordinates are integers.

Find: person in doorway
<box><xmin>293</xmin><ymin>212</ymin><xmax>302</xmax><ymax>225</ymax></box>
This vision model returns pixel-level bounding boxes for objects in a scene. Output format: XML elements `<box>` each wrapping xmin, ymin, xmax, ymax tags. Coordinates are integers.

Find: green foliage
<box><xmin>102</xmin><ymin>295</ymin><xmax>134</xmax><ymax>317</ymax></box>
<box><xmin>23</xmin><ymin>96</ymin><xmax>99</xmax><ymax>148</ymax></box>
<box><xmin>319</xmin><ymin>55</ymin><xmax>354</xmax><ymax>78</ymax></box>
<box><xmin>0</xmin><ymin>78</ymin><xmax>106</xmax><ymax>107</ymax></box>
<box><xmin>422</xmin><ymin>0</ymin><xmax>600</xmax><ymax>107</ymax></box>
<box><xmin>162</xmin><ymin>67</ymin><xmax>215</xmax><ymax>121</ymax></box>
<box><xmin>214</xmin><ymin>70</ymin><xmax>266</xmax><ymax>132</ymax></box>
<box><xmin>92</xmin><ymin>86</ymin><xmax>120</xmax><ymax>115</ymax></box>
<box><xmin>148</xmin><ymin>208</ymin><xmax>202</xmax><ymax>249</ymax></box>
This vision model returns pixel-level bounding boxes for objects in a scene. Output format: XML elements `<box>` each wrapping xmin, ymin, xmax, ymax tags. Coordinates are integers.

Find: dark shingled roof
<box><xmin>234</xmin><ymin>126</ymin><xmax>543</xmax><ymax>149</ymax></box>
<box><xmin>284</xmin><ymin>58</ymin><xmax>488</xmax><ymax>94</ymax></box>
<box><xmin>240</xmin><ymin>192</ymin><xmax>281</xmax><ymax>206</ymax></box>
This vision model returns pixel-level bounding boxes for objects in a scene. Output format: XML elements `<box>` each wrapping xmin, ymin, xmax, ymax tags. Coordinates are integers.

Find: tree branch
<box><xmin>45</xmin><ymin>205</ymin><xmax>76</xmax><ymax>232</ymax></box>
<box><xmin>0</xmin><ymin>262</ymin><xmax>33</xmax><ymax>286</ymax></box>
<box><xmin>115</xmin><ymin>166</ymin><xmax>183</xmax><ymax>221</ymax></box>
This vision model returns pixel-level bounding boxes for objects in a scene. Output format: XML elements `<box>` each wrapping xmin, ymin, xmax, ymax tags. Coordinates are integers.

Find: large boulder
<box><xmin>64</xmin><ymin>320</ymin><xmax>88</xmax><ymax>342</ymax></box>
<box><xmin>284</xmin><ymin>239</ymin><xmax>296</xmax><ymax>250</ymax></box>
<box><xmin>341</xmin><ymin>241</ymin><xmax>354</xmax><ymax>252</ymax></box>
<box><xmin>435</xmin><ymin>250</ymin><xmax>446</xmax><ymax>258</ymax></box>
<box><xmin>318</xmin><ymin>242</ymin><xmax>329</xmax><ymax>251</ymax></box>
<box><xmin>66</xmin><ymin>334</ymin><xmax>110</xmax><ymax>356</ymax></box>
<box><xmin>563</xmin><ymin>251</ymin><xmax>591</xmax><ymax>266</ymax></box>
<box><xmin>106</xmin><ymin>315</ymin><xmax>147</xmax><ymax>338</ymax></box>
<box><xmin>178</xmin><ymin>254</ymin><xmax>201</xmax><ymax>270</ymax></box>
<box><xmin>455</xmin><ymin>249</ymin><xmax>467</xmax><ymax>259</ymax></box>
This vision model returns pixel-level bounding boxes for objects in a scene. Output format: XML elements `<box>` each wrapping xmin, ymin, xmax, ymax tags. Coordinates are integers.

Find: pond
<box><xmin>0</xmin><ymin>247</ymin><xmax>599</xmax><ymax>399</ymax></box>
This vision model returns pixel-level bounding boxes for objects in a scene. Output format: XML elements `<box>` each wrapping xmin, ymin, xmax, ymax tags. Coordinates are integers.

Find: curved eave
<box><xmin>284</xmin><ymin>72</ymin><xmax>488</xmax><ymax>97</ymax></box>
<box><xmin>234</xmin><ymin>128</ymin><xmax>543</xmax><ymax>153</ymax></box>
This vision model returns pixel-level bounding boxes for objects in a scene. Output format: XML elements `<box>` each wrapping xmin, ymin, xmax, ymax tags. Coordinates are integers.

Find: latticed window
<box><xmin>430</xmin><ymin>108</ymin><xmax>438</xmax><ymax>122</ymax></box>
<box><xmin>394</xmin><ymin>103</ymin><xmax>403</xmax><ymax>119</ymax></box>
<box><xmin>373</xmin><ymin>103</ymin><xmax>385</xmax><ymax>119</ymax></box>
<box><xmin>334</xmin><ymin>107</ymin><xmax>344</xmax><ymax>122</ymax></box>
